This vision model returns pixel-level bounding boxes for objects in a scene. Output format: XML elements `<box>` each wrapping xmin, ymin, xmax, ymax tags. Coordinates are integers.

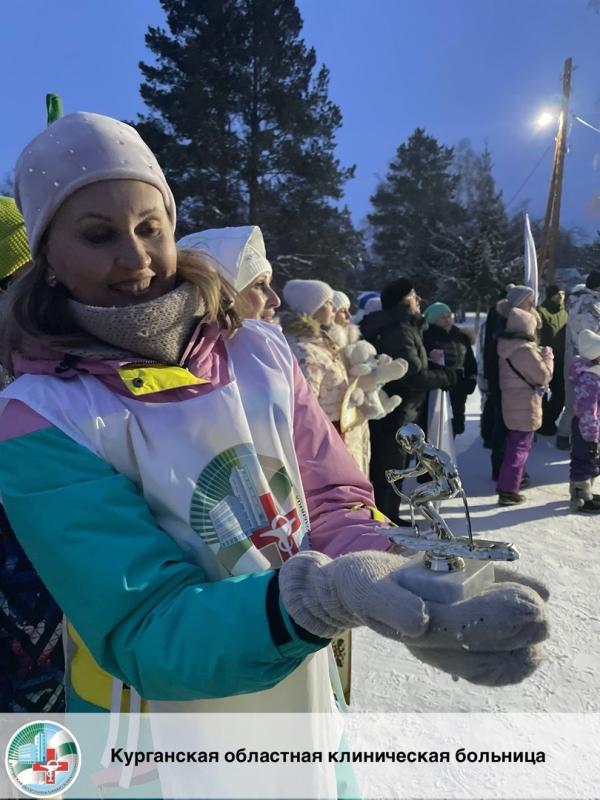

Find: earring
<box><xmin>46</xmin><ymin>270</ymin><xmax>58</xmax><ymax>287</ymax></box>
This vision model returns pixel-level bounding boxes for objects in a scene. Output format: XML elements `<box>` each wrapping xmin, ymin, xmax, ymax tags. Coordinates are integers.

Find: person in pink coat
<box><xmin>496</xmin><ymin>308</ymin><xmax>554</xmax><ymax>505</ymax></box>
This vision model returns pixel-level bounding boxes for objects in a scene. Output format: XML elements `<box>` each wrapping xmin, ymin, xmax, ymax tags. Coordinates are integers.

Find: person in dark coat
<box><xmin>360</xmin><ymin>278</ymin><xmax>457</xmax><ymax>523</ymax></box>
<box><xmin>537</xmin><ymin>284</ymin><xmax>567</xmax><ymax>436</ymax></box>
<box><xmin>422</xmin><ymin>302</ymin><xmax>477</xmax><ymax>436</ymax></box>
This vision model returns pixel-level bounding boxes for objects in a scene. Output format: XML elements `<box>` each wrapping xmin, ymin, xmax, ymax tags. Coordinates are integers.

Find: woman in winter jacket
<box><xmin>327</xmin><ymin>290</ymin><xmax>373</xmax><ymax>476</ymax></box>
<box><xmin>280</xmin><ymin>280</ymin><xmax>375</xmax><ymax>481</ymax></box>
<box><xmin>280</xmin><ymin>279</ymin><xmax>350</xmax><ymax>429</ymax></box>
<box><xmin>422</xmin><ymin>302</ymin><xmax>477</xmax><ymax>437</ymax></box>
<box><xmin>485</xmin><ymin>285</ymin><xmax>537</xmax><ymax>481</ymax></box>
<box><xmin>177</xmin><ymin>225</ymin><xmax>281</xmax><ymax>324</ymax></box>
<box><xmin>0</xmin><ymin>113</ymin><xmax>547</xmax><ymax>795</ymax></box>
<box><xmin>496</xmin><ymin>308</ymin><xmax>553</xmax><ymax>505</ymax></box>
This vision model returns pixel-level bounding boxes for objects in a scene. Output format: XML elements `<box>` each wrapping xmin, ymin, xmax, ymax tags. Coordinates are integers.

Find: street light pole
<box><xmin>538</xmin><ymin>57</ymin><xmax>573</xmax><ymax>284</ymax></box>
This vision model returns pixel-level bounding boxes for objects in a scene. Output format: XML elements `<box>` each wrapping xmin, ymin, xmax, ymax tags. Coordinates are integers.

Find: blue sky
<box><xmin>2</xmin><ymin>0</ymin><xmax>600</xmax><ymax>239</ymax></box>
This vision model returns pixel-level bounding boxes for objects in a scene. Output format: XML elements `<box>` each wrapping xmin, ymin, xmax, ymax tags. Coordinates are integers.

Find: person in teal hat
<box><xmin>423</xmin><ymin>301</ymin><xmax>477</xmax><ymax>436</ymax></box>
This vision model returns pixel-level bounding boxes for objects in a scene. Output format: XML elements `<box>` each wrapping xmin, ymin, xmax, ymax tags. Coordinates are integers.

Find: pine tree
<box><xmin>577</xmin><ymin>230</ymin><xmax>600</xmax><ymax>273</ymax></box>
<box><xmin>458</xmin><ymin>145</ymin><xmax>513</xmax><ymax>310</ymax></box>
<box><xmin>135</xmin><ymin>0</ymin><xmax>361</xmax><ymax>286</ymax></box>
<box><xmin>0</xmin><ymin>173</ymin><xmax>14</xmax><ymax>197</ymax></box>
<box><xmin>367</xmin><ymin>128</ymin><xmax>464</xmax><ymax>299</ymax></box>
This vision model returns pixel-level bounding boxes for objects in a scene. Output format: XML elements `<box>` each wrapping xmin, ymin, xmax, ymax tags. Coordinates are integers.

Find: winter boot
<box><xmin>569</xmin><ymin>480</ymin><xmax>600</xmax><ymax>514</ymax></box>
<box><xmin>520</xmin><ymin>472</ymin><xmax>531</xmax><ymax>490</ymax></box>
<box><xmin>497</xmin><ymin>491</ymin><xmax>526</xmax><ymax>506</ymax></box>
<box><xmin>556</xmin><ymin>435</ymin><xmax>571</xmax><ymax>451</ymax></box>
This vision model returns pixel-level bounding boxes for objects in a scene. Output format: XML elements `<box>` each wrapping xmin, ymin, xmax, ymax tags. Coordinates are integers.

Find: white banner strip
<box><xmin>1</xmin><ymin>713</ymin><xmax>598</xmax><ymax>799</ymax></box>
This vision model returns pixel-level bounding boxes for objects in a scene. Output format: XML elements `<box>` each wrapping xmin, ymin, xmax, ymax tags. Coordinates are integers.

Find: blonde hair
<box><xmin>0</xmin><ymin>247</ymin><xmax>241</xmax><ymax>375</ymax></box>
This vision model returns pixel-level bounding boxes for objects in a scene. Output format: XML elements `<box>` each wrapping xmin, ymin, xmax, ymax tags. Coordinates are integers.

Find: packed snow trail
<box><xmin>352</xmin><ymin>390</ymin><xmax>600</xmax><ymax>713</ymax></box>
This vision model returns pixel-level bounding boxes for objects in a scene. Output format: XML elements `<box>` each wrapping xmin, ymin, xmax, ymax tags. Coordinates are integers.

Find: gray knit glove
<box><xmin>279</xmin><ymin>551</ymin><xmax>549</xmax><ymax>687</ymax></box>
<box><xmin>279</xmin><ymin>550</ymin><xmax>430</xmax><ymax>641</ymax></box>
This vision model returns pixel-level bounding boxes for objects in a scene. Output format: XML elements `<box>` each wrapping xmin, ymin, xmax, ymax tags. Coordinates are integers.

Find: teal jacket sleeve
<box><xmin>0</xmin><ymin>425</ymin><xmax>328</xmax><ymax>701</ymax></box>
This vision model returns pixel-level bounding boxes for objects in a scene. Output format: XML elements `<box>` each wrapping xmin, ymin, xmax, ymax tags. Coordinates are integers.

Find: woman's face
<box><xmin>403</xmin><ymin>288</ymin><xmax>421</xmax><ymax>315</ymax></box>
<box><xmin>334</xmin><ymin>307</ymin><xmax>351</xmax><ymax>326</ymax></box>
<box><xmin>45</xmin><ymin>180</ymin><xmax>177</xmax><ymax>307</ymax></box>
<box><xmin>239</xmin><ymin>272</ymin><xmax>280</xmax><ymax>321</ymax></box>
<box><xmin>434</xmin><ymin>311</ymin><xmax>454</xmax><ymax>331</ymax></box>
<box><xmin>313</xmin><ymin>300</ymin><xmax>335</xmax><ymax>326</ymax></box>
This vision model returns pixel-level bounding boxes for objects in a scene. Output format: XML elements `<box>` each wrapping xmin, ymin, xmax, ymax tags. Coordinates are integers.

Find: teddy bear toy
<box><xmin>344</xmin><ymin>339</ymin><xmax>408</xmax><ymax>421</ymax></box>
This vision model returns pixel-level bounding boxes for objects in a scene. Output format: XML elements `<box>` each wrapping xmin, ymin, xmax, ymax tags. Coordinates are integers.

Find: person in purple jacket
<box><xmin>569</xmin><ymin>329</ymin><xmax>600</xmax><ymax>513</ymax></box>
<box><xmin>0</xmin><ymin>115</ymin><xmax>548</xmax><ymax>791</ymax></box>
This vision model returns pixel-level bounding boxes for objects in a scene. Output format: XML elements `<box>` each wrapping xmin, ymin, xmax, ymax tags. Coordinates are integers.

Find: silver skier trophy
<box><xmin>378</xmin><ymin>423</ymin><xmax>519</xmax><ymax>603</ymax></box>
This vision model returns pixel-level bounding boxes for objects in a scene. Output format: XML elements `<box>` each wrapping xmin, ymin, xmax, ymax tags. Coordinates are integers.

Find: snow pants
<box><xmin>570</xmin><ymin>417</ymin><xmax>600</xmax><ymax>482</ymax></box>
<box><xmin>496</xmin><ymin>430</ymin><xmax>534</xmax><ymax>494</ymax></box>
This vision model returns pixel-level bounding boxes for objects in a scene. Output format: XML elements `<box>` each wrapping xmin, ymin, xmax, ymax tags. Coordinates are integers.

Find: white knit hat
<box><xmin>14</xmin><ymin>112</ymin><xmax>176</xmax><ymax>257</ymax></box>
<box><xmin>331</xmin><ymin>290</ymin><xmax>351</xmax><ymax>310</ymax></box>
<box><xmin>177</xmin><ymin>225</ymin><xmax>271</xmax><ymax>291</ymax></box>
<box><xmin>283</xmin><ymin>279</ymin><xmax>333</xmax><ymax>315</ymax></box>
<box><xmin>506</xmin><ymin>285</ymin><xmax>534</xmax><ymax>309</ymax></box>
<box><xmin>579</xmin><ymin>329</ymin><xmax>600</xmax><ymax>361</ymax></box>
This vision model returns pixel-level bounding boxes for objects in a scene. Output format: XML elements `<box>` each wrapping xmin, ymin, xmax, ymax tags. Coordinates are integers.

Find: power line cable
<box><xmin>506</xmin><ymin>142</ymin><xmax>554</xmax><ymax>209</ymax></box>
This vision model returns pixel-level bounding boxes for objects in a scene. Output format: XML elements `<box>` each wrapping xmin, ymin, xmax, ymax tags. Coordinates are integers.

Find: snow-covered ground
<box><xmin>352</xmin><ymin>390</ymin><xmax>600</xmax><ymax>713</ymax></box>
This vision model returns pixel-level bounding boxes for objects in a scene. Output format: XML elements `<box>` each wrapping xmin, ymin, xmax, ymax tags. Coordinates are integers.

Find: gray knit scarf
<box><xmin>68</xmin><ymin>281</ymin><xmax>205</xmax><ymax>364</ymax></box>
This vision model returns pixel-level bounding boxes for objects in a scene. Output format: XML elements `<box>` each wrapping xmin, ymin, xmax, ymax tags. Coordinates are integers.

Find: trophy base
<box><xmin>397</xmin><ymin>554</ymin><xmax>495</xmax><ymax>603</ymax></box>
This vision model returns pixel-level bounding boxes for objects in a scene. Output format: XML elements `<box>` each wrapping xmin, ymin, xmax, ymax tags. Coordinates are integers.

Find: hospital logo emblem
<box><xmin>5</xmin><ymin>720</ymin><xmax>80</xmax><ymax>797</ymax></box>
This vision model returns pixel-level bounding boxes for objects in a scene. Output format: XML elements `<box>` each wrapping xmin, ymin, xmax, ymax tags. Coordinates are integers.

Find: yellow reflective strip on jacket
<box><xmin>68</xmin><ymin>623</ymin><xmax>149</xmax><ymax>712</ymax></box>
<box><xmin>118</xmin><ymin>364</ymin><xmax>209</xmax><ymax>396</ymax></box>
<box><xmin>349</xmin><ymin>502</ymin><xmax>396</xmax><ymax>526</ymax></box>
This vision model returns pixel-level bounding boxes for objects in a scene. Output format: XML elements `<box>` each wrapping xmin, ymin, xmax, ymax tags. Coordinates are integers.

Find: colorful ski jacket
<box><xmin>0</xmin><ymin>320</ymin><xmax>392</xmax><ymax>716</ymax></box>
<box><xmin>570</xmin><ymin>356</ymin><xmax>600</xmax><ymax>443</ymax></box>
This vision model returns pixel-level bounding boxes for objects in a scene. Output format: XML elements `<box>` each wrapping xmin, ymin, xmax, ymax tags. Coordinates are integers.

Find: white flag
<box><xmin>524</xmin><ymin>213</ymin><xmax>538</xmax><ymax>305</ymax></box>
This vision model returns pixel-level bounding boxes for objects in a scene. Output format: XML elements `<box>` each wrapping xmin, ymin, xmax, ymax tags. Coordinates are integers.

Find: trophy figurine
<box><xmin>378</xmin><ymin>423</ymin><xmax>519</xmax><ymax>603</ymax></box>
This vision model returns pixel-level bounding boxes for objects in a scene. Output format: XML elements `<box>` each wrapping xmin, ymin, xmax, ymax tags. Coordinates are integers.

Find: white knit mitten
<box><xmin>356</xmin><ymin>358</ymin><xmax>408</xmax><ymax>393</ymax></box>
<box><xmin>279</xmin><ymin>551</ymin><xmax>549</xmax><ymax>687</ymax></box>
